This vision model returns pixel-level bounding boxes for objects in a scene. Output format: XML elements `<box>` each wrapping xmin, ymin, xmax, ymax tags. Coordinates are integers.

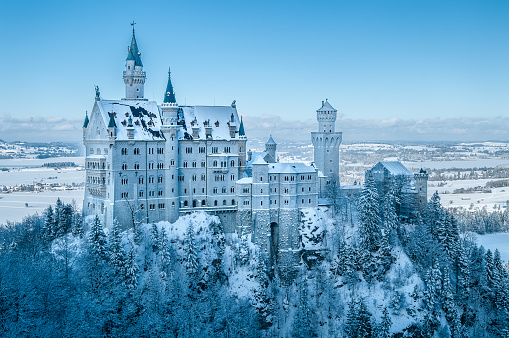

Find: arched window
<box><xmin>214</xmin><ymin>200</ymin><xmax>218</xmax><ymax>206</ymax></box>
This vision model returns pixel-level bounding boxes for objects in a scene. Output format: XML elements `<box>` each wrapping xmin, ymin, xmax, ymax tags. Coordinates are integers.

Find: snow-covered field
<box><xmin>428</xmin><ymin>179</ymin><xmax>509</xmax><ymax>210</ymax></box>
<box><xmin>475</xmin><ymin>233</ymin><xmax>509</xmax><ymax>262</ymax></box>
<box><xmin>404</xmin><ymin>159</ymin><xmax>509</xmax><ymax>170</ymax></box>
<box><xmin>0</xmin><ymin>166</ymin><xmax>85</xmax><ymax>186</ymax></box>
<box><xmin>0</xmin><ymin>156</ymin><xmax>84</xmax><ymax>168</ymax></box>
<box><xmin>0</xmin><ymin>189</ymin><xmax>84</xmax><ymax>224</ymax></box>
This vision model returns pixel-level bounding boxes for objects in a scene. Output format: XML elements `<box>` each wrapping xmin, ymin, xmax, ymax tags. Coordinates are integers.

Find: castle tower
<box><xmin>414</xmin><ymin>169</ymin><xmax>429</xmax><ymax>213</ymax></box>
<box><xmin>265</xmin><ymin>136</ymin><xmax>277</xmax><ymax>162</ymax></box>
<box><xmin>123</xmin><ymin>25</ymin><xmax>146</xmax><ymax>100</ymax></box>
<box><xmin>160</xmin><ymin>69</ymin><xmax>180</xmax><ymax>222</ymax></box>
<box><xmin>311</xmin><ymin>99</ymin><xmax>342</xmax><ymax>185</ymax></box>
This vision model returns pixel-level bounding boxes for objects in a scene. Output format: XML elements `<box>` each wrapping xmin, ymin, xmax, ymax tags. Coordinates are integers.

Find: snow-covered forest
<box><xmin>1</xmin><ymin>181</ymin><xmax>509</xmax><ymax>337</ymax></box>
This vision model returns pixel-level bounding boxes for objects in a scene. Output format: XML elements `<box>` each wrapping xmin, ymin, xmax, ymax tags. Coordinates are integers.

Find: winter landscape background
<box><xmin>2</xmin><ymin>138</ymin><xmax>509</xmax><ymax>336</ymax></box>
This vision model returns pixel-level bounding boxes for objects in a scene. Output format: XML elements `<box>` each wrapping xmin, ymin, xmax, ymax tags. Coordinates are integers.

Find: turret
<box><xmin>316</xmin><ymin>99</ymin><xmax>337</xmax><ymax>133</ymax></box>
<box><xmin>414</xmin><ymin>169</ymin><xmax>429</xmax><ymax>213</ymax></box>
<box><xmin>228</xmin><ymin>112</ymin><xmax>236</xmax><ymax>138</ymax></box>
<box><xmin>107</xmin><ymin>113</ymin><xmax>116</xmax><ymax>139</ymax></box>
<box><xmin>123</xmin><ymin>24</ymin><xmax>146</xmax><ymax>100</ymax></box>
<box><xmin>82</xmin><ymin>111</ymin><xmax>89</xmax><ymax>139</ymax></box>
<box><xmin>265</xmin><ymin>136</ymin><xmax>277</xmax><ymax>162</ymax></box>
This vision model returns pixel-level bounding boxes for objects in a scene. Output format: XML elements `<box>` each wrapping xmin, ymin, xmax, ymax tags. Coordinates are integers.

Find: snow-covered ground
<box><xmin>475</xmin><ymin>233</ymin><xmax>509</xmax><ymax>263</ymax></box>
<box><xmin>0</xmin><ymin>166</ymin><xmax>85</xmax><ymax>186</ymax></box>
<box><xmin>428</xmin><ymin>179</ymin><xmax>509</xmax><ymax>210</ymax></box>
<box><xmin>0</xmin><ymin>156</ymin><xmax>84</xmax><ymax>168</ymax></box>
<box><xmin>0</xmin><ymin>189</ymin><xmax>84</xmax><ymax>224</ymax></box>
<box><xmin>404</xmin><ymin>159</ymin><xmax>509</xmax><ymax>170</ymax></box>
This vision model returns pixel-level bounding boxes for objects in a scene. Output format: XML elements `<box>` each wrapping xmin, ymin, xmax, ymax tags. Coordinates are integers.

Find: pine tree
<box><xmin>109</xmin><ymin>218</ymin><xmax>126</xmax><ymax>276</ymax></box>
<box><xmin>71</xmin><ymin>211</ymin><xmax>84</xmax><ymax>238</ymax></box>
<box><xmin>183</xmin><ymin>222</ymin><xmax>199</xmax><ymax>288</ymax></box>
<box><xmin>345</xmin><ymin>300</ymin><xmax>359</xmax><ymax>338</ymax></box>
<box><xmin>124</xmin><ymin>245</ymin><xmax>139</xmax><ymax>289</ymax></box>
<box><xmin>356</xmin><ymin>299</ymin><xmax>373</xmax><ymax>337</ymax></box>
<box><xmin>483</xmin><ymin>249</ymin><xmax>495</xmax><ymax>306</ymax></box>
<box><xmin>425</xmin><ymin>191</ymin><xmax>442</xmax><ymax>239</ymax></box>
<box><xmin>423</xmin><ymin>260</ymin><xmax>442</xmax><ymax>335</ymax></box>
<box><xmin>41</xmin><ymin>205</ymin><xmax>55</xmax><ymax>242</ymax></box>
<box><xmin>157</xmin><ymin>226</ymin><xmax>171</xmax><ymax>277</ymax></box>
<box><xmin>456</xmin><ymin>244</ymin><xmax>470</xmax><ymax>302</ymax></box>
<box><xmin>54</xmin><ymin>197</ymin><xmax>63</xmax><ymax>235</ymax></box>
<box><xmin>149</xmin><ymin>223</ymin><xmax>159</xmax><ymax>253</ymax></box>
<box><xmin>358</xmin><ymin>173</ymin><xmax>381</xmax><ymax>252</ymax></box>
<box><xmin>376</xmin><ymin>232</ymin><xmax>395</xmax><ymax>280</ymax></box>
<box><xmin>88</xmin><ymin>215</ymin><xmax>108</xmax><ymax>260</ymax></box>
<box><xmin>378</xmin><ymin>307</ymin><xmax>392</xmax><ymax>338</ymax></box>
<box><xmin>56</xmin><ymin>204</ymin><xmax>73</xmax><ymax>238</ymax></box>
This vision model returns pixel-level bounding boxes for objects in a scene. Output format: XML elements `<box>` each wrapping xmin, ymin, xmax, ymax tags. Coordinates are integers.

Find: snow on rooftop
<box><xmin>179</xmin><ymin>106</ymin><xmax>240</xmax><ymax>140</ymax></box>
<box><xmin>268</xmin><ymin>162</ymin><xmax>316</xmax><ymax>174</ymax></box>
<box><xmin>236</xmin><ymin>177</ymin><xmax>253</xmax><ymax>184</ymax></box>
<box><xmin>316</xmin><ymin>100</ymin><xmax>337</xmax><ymax>112</ymax></box>
<box><xmin>378</xmin><ymin>161</ymin><xmax>413</xmax><ymax>177</ymax></box>
<box><xmin>97</xmin><ymin>100</ymin><xmax>164</xmax><ymax>141</ymax></box>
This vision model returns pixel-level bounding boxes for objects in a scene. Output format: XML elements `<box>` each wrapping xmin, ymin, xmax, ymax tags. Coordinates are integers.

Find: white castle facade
<box><xmin>82</xmin><ymin>29</ymin><xmax>342</xmax><ymax>272</ymax></box>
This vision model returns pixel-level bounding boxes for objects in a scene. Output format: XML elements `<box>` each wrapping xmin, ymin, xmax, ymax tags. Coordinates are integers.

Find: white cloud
<box><xmin>1</xmin><ymin>113</ymin><xmax>508</xmax><ymax>143</ymax></box>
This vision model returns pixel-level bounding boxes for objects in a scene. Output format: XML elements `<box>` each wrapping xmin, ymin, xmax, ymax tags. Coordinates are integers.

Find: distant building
<box><xmin>365</xmin><ymin>161</ymin><xmax>428</xmax><ymax>219</ymax></box>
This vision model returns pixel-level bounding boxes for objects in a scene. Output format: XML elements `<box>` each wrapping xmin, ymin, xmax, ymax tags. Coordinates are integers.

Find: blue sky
<box><xmin>0</xmin><ymin>0</ymin><xmax>508</xmax><ymax>141</ymax></box>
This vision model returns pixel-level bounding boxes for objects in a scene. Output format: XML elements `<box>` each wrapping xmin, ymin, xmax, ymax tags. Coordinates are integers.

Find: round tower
<box><xmin>414</xmin><ymin>169</ymin><xmax>429</xmax><ymax>213</ymax></box>
<box><xmin>123</xmin><ymin>25</ymin><xmax>146</xmax><ymax>100</ymax></box>
<box><xmin>311</xmin><ymin>100</ymin><xmax>342</xmax><ymax>188</ymax></box>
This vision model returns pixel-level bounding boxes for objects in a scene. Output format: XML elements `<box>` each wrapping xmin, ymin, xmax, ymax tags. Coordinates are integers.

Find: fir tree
<box><xmin>71</xmin><ymin>211</ymin><xmax>84</xmax><ymax>238</ymax></box>
<box><xmin>358</xmin><ymin>173</ymin><xmax>381</xmax><ymax>253</ymax></box>
<box><xmin>157</xmin><ymin>226</ymin><xmax>171</xmax><ymax>277</ymax></box>
<box><xmin>88</xmin><ymin>215</ymin><xmax>108</xmax><ymax>260</ymax></box>
<box><xmin>376</xmin><ymin>231</ymin><xmax>395</xmax><ymax>280</ymax></box>
<box><xmin>425</xmin><ymin>191</ymin><xmax>442</xmax><ymax>239</ymax></box>
<box><xmin>150</xmin><ymin>223</ymin><xmax>159</xmax><ymax>253</ymax></box>
<box><xmin>56</xmin><ymin>204</ymin><xmax>73</xmax><ymax>238</ymax></box>
<box><xmin>124</xmin><ymin>245</ymin><xmax>139</xmax><ymax>289</ymax></box>
<box><xmin>377</xmin><ymin>307</ymin><xmax>392</xmax><ymax>338</ymax></box>
<box><xmin>109</xmin><ymin>218</ymin><xmax>126</xmax><ymax>277</ymax></box>
<box><xmin>183</xmin><ymin>222</ymin><xmax>199</xmax><ymax>288</ymax></box>
<box><xmin>41</xmin><ymin>205</ymin><xmax>55</xmax><ymax>242</ymax></box>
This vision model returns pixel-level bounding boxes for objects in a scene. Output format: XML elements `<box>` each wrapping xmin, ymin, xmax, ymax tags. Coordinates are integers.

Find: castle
<box><xmin>82</xmin><ymin>28</ymin><xmax>341</xmax><ymax>271</ymax></box>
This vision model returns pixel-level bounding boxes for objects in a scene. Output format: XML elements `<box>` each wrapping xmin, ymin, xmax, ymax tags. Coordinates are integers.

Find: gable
<box><xmin>85</xmin><ymin>102</ymin><xmax>108</xmax><ymax>140</ymax></box>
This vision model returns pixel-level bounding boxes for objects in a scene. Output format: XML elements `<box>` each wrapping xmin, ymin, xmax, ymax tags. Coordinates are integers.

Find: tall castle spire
<box><xmin>163</xmin><ymin>68</ymin><xmax>177</xmax><ymax>103</ymax></box>
<box><xmin>123</xmin><ymin>22</ymin><xmax>147</xmax><ymax>100</ymax></box>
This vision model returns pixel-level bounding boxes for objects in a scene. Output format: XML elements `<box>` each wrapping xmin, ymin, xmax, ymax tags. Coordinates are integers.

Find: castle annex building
<box><xmin>82</xmin><ymin>28</ymin><xmax>342</xmax><ymax>268</ymax></box>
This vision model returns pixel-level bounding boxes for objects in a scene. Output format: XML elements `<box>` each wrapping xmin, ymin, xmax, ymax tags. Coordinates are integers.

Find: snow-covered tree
<box><xmin>358</xmin><ymin>173</ymin><xmax>381</xmax><ymax>253</ymax></box>
<box><xmin>377</xmin><ymin>307</ymin><xmax>392</xmax><ymax>338</ymax></box>
<box><xmin>71</xmin><ymin>211</ymin><xmax>84</xmax><ymax>238</ymax></box>
<box><xmin>88</xmin><ymin>215</ymin><xmax>108</xmax><ymax>260</ymax></box>
<box><xmin>41</xmin><ymin>205</ymin><xmax>55</xmax><ymax>242</ymax></box>
<box><xmin>109</xmin><ymin>218</ymin><xmax>126</xmax><ymax>277</ymax></box>
<box><xmin>124</xmin><ymin>245</ymin><xmax>139</xmax><ymax>289</ymax></box>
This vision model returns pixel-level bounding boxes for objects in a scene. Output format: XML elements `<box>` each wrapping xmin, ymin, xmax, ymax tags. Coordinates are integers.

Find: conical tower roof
<box><xmin>128</xmin><ymin>27</ymin><xmax>143</xmax><ymax>67</ymax></box>
<box><xmin>163</xmin><ymin>68</ymin><xmax>177</xmax><ymax>103</ymax></box>
<box><xmin>108</xmin><ymin>113</ymin><xmax>116</xmax><ymax>128</ymax></box>
<box><xmin>239</xmin><ymin>116</ymin><xmax>245</xmax><ymax>136</ymax></box>
<box><xmin>83</xmin><ymin>112</ymin><xmax>89</xmax><ymax>128</ymax></box>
